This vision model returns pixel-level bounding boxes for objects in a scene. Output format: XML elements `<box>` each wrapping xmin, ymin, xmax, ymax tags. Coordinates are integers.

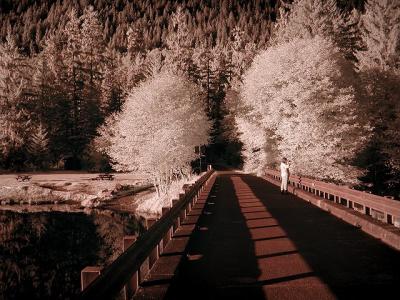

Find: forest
<box><xmin>1</xmin><ymin>0</ymin><xmax>399</xmax><ymax>198</ymax></box>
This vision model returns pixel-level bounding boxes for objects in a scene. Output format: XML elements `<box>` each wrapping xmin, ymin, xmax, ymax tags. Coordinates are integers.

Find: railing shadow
<box><xmin>164</xmin><ymin>174</ymin><xmax>265</xmax><ymax>299</ymax></box>
<box><xmin>240</xmin><ymin>174</ymin><xmax>400</xmax><ymax>299</ymax></box>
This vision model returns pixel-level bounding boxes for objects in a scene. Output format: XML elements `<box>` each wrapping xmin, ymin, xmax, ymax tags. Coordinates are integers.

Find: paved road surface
<box><xmin>139</xmin><ymin>172</ymin><xmax>400</xmax><ymax>300</ymax></box>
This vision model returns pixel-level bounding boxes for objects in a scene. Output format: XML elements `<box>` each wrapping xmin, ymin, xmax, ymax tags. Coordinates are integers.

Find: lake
<box><xmin>0</xmin><ymin>209</ymin><xmax>143</xmax><ymax>300</ymax></box>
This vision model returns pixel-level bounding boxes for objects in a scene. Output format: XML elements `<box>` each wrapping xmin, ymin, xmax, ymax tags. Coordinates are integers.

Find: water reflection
<box><xmin>0</xmin><ymin>209</ymin><xmax>142</xmax><ymax>300</ymax></box>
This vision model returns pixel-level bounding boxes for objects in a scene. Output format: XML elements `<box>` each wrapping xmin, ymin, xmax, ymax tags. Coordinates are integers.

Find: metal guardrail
<box><xmin>79</xmin><ymin>168</ymin><xmax>215</xmax><ymax>300</ymax></box>
<box><xmin>264</xmin><ymin>169</ymin><xmax>400</xmax><ymax>228</ymax></box>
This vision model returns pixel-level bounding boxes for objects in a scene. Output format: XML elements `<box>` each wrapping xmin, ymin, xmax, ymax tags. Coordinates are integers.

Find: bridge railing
<box><xmin>264</xmin><ymin>169</ymin><xmax>400</xmax><ymax>228</ymax></box>
<box><xmin>79</xmin><ymin>168</ymin><xmax>215</xmax><ymax>300</ymax></box>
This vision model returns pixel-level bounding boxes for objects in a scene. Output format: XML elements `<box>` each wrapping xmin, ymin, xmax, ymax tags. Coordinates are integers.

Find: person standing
<box><xmin>280</xmin><ymin>157</ymin><xmax>290</xmax><ymax>194</ymax></box>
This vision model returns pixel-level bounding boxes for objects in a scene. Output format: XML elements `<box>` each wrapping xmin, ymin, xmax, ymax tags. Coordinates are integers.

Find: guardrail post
<box><xmin>179</xmin><ymin>193</ymin><xmax>187</xmax><ymax>221</ymax></box>
<box><xmin>147</xmin><ymin>218</ymin><xmax>159</xmax><ymax>268</ymax></box>
<box><xmin>183</xmin><ymin>184</ymin><xmax>191</xmax><ymax>193</ymax></box>
<box><xmin>192</xmin><ymin>192</ymin><xmax>197</xmax><ymax>206</ymax></box>
<box><xmin>186</xmin><ymin>184</ymin><xmax>193</xmax><ymax>212</ymax></box>
<box><xmin>139</xmin><ymin>219</ymin><xmax>154</xmax><ymax>285</ymax></box>
<box><xmin>162</xmin><ymin>206</ymin><xmax>172</xmax><ymax>248</ymax></box>
<box><xmin>365</xmin><ymin>207</ymin><xmax>371</xmax><ymax>216</ymax></box>
<box><xmin>123</xmin><ymin>235</ymin><xmax>138</xmax><ymax>300</ymax></box>
<box><xmin>386</xmin><ymin>214</ymin><xmax>393</xmax><ymax>225</ymax></box>
<box><xmin>123</xmin><ymin>235</ymin><xmax>137</xmax><ymax>250</ymax></box>
<box><xmin>139</xmin><ymin>258</ymin><xmax>150</xmax><ymax>285</ymax></box>
<box><xmin>172</xmin><ymin>199</ymin><xmax>180</xmax><ymax>231</ymax></box>
<box><xmin>81</xmin><ymin>266</ymin><xmax>102</xmax><ymax>291</ymax></box>
<box><xmin>158</xmin><ymin>236</ymin><xmax>164</xmax><ymax>256</ymax></box>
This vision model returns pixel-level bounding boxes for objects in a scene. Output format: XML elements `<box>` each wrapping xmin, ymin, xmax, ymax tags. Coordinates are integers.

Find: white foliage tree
<box><xmin>235</xmin><ymin>115</ymin><xmax>267</xmax><ymax>175</ymax></box>
<box><xmin>100</xmin><ymin>72</ymin><xmax>210</xmax><ymax>195</ymax></box>
<box><xmin>241</xmin><ymin>36</ymin><xmax>368</xmax><ymax>183</ymax></box>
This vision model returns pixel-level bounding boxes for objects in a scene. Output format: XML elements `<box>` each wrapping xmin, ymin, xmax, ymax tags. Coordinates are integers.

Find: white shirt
<box><xmin>280</xmin><ymin>162</ymin><xmax>289</xmax><ymax>177</ymax></box>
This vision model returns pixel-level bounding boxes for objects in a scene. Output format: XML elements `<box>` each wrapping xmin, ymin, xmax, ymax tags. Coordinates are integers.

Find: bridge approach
<box><xmin>80</xmin><ymin>170</ymin><xmax>400</xmax><ymax>300</ymax></box>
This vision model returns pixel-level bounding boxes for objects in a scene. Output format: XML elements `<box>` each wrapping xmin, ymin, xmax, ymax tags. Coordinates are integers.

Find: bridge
<box><xmin>79</xmin><ymin>169</ymin><xmax>400</xmax><ymax>300</ymax></box>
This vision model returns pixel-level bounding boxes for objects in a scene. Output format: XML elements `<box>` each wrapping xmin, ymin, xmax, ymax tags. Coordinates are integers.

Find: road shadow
<box><xmin>163</xmin><ymin>173</ymin><xmax>400</xmax><ymax>299</ymax></box>
<box><xmin>164</xmin><ymin>174</ymin><xmax>264</xmax><ymax>300</ymax></box>
<box><xmin>240</xmin><ymin>174</ymin><xmax>400</xmax><ymax>299</ymax></box>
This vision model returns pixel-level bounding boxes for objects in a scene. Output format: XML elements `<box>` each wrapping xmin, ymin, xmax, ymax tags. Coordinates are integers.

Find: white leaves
<box><xmin>102</xmin><ymin>72</ymin><xmax>210</xmax><ymax>193</ymax></box>
<box><xmin>241</xmin><ymin>36</ymin><xmax>367</xmax><ymax>183</ymax></box>
<box><xmin>235</xmin><ymin>116</ymin><xmax>268</xmax><ymax>175</ymax></box>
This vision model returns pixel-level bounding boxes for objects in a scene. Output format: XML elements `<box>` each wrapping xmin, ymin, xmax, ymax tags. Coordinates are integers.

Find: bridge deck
<box><xmin>135</xmin><ymin>172</ymin><xmax>400</xmax><ymax>300</ymax></box>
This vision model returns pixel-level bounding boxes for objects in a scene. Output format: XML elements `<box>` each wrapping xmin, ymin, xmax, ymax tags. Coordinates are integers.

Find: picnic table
<box><xmin>93</xmin><ymin>173</ymin><xmax>115</xmax><ymax>181</ymax></box>
<box><xmin>16</xmin><ymin>174</ymin><xmax>32</xmax><ymax>182</ymax></box>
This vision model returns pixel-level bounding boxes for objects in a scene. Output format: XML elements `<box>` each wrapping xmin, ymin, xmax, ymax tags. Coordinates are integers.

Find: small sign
<box><xmin>195</xmin><ymin>145</ymin><xmax>206</xmax><ymax>155</ymax></box>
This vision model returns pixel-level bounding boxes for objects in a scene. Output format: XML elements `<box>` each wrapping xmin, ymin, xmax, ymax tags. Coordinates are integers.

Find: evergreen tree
<box><xmin>27</xmin><ymin>123</ymin><xmax>50</xmax><ymax>169</ymax></box>
<box><xmin>0</xmin><ymin>32</ymin><xmax>32</xmax><ymax>168</ymax></box>
<box><xmin>193</xmin><ymin>43</ymin><xmax>215</xmax><ymax>113</ymax></box>
<box><xmin>119</xmin><ymin>26</ymin><xmax>149</xmax><ymax>94</ymax></box>
<box><xmin>50</xmin><ymin>7</ymin><xmax>108</xmax><ymax>169</ymax></box>
<box><xmin>37</xmin><ymin>33</ymin><xmax>74</xmax><ymax>166</ymax></box>
<box><xmin>0</xmin><ymin>32</ymin><xmax>26</xmax><ymax>107</ymax></box>
<box><xmin>101</xmin><ymin>45</ymin><xmax>124</xmax><ymax>115</ymax></box>
<box><xmin>80</xmin><ymin>6</ymin><xmax>105</xmax><ymax>84</ymax></box>
<box><xmin>164</xmin><ymin>6</ymin><xmax>194</xmax><ymax>77</ymax></box>
<box><xmin>80</xmin><ymin>6</ymin><xmax>105</xmax><ymax>145</ymax></box>
<box><xmin>126</xmin><ymin>25</ymin><xmax>145</xmax><ymax>56</ymax></box>
<box><xmin>355</xmin><ymin>0</ymin><xmax>400</xmax><ymax>74</ymax></box>
<box><xmin>228</xmin><ymin>26</ymin><xmax>257</xmax><ymax>88</ymax></box>
<box><xmin>272</xmin><ymin>0</ymin><xmax>360</xmax><ymax>62</ymax></box>
<box><xmin>63</xmin><ymin>8</ymin><xmax>83</xmax><ymax>144</ymax></box>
